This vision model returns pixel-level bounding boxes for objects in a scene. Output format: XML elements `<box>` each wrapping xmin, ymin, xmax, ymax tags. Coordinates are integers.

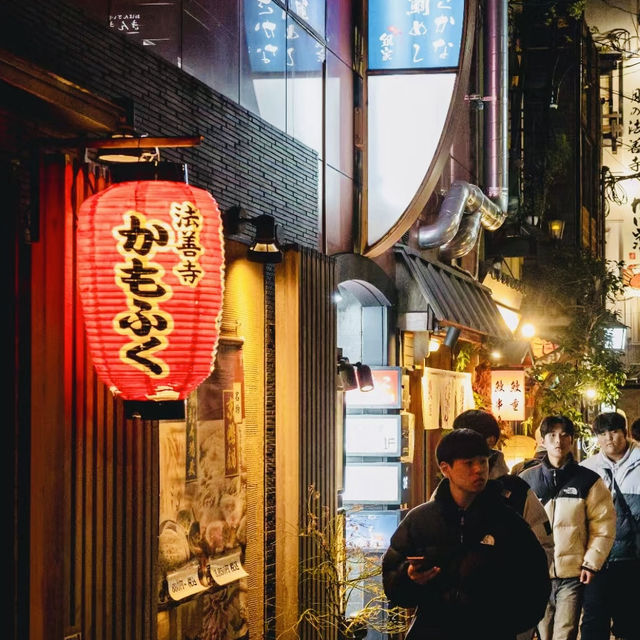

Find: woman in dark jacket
<box><xmin>382</xmin><ymin>429</ymin><xmax>551</xmax><ymax>640</ymax></box>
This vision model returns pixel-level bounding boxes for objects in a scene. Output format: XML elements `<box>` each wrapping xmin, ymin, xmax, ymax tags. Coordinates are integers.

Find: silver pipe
<box><xmin>485</xmin><ymin>0</ymin><xmax>509</xmax><ymax>213</ymax></box>
<box><xmin>418</xmin><ymin>180</ymin><xmax>506</xmax><ymax>255</ymax></box>
<box><xmin>417</xmin><ymin>180</ymin><xmax>470</xmax><ymax>248</ymax></box>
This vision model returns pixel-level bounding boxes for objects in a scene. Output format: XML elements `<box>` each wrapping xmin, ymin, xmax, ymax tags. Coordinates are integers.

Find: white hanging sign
<box><xmin>491</xmin><ymin>369</ymin><xmax>525</xmax><ymax>421</ymax></box>
<box><xmin>167</xmin><ymin>562</ymin><xmax>209</xmax><ymax>601</ymax></box>
<box><xmin>209</xmin><ymin>550</ymin><xmax>249</xmax><ymax>586</ymax></box>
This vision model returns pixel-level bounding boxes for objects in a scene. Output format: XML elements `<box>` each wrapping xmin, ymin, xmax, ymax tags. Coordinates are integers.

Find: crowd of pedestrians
<box><xmin>382</xmin><ymin>409</ymin><xmax>640</xmax><ymax>640</ymax></box>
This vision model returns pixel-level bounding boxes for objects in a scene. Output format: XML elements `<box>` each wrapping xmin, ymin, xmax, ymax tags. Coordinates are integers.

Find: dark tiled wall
<box><xmin>3</xmin><ymin>0</ymin><xmax>319</xmax><ymax>249</ymax></box>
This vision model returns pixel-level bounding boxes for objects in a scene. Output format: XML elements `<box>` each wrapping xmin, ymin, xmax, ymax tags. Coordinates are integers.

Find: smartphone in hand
<box><xmin>406</xmin><ymin>556</ymin><xmax>429</xmax><ymax>572</ymax></box>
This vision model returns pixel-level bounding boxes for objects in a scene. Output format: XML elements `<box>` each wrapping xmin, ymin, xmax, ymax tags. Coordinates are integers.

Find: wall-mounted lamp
<box><xmin>603</xmin><ymin>318</ymin><xmax>629</xmax><ymax>352</ymax></box>
<box><xmin>355</xmin><ymin>362</ymin><xmax>374</xmax><ymax>392</ymax></box>
<box><xmin>337</xmin><ymin>356</ymin><xmax>374</xmax><ymax>392</ymax></box>
<box><xmin>547</xmin><ymin>219</ymin><xmax>565</xmax><ymax>241</ymax></box>
<box><xmin>223</xmin><ymin>205</ymin><xmax>283</xmax><ymax>264</ymax></box>
<box><xmin>444</xmin><ymin>326</ymin><xmax>461</xmax><ymax>349</ymax></box>
<box><xmin>338</xmin><ymin>357</ymin><xmax>358</xmax><ymax>390</ymax></box>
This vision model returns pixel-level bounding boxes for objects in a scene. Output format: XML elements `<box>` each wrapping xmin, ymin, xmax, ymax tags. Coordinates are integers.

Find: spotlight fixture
<box><xmin>338</xmin><ymin>357</ymin><xmax>358</xmax><ymax>391</ymax></box>
<box><xmin>444</xmin><ymin>326</ymin><xmax>460</xmax><ymax>349</ymax></box>
<box><xmin>337</xmin><ymin>355</ymin><xmax>374</xmax><ymax>392</ymax></box>
<box><xmin>354</xmin><ymin>362</ymin><xmax>374</xmax><ymax>392</ymax></box>
<box><xmin>223</xmin><ymin>205</ymin><xmax>283</xmax><ymax>264</ymax></box>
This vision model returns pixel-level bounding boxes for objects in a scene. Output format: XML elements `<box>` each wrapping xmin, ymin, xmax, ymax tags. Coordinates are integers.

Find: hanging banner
<box><xmin>422</xmin><ymin>368</ymin><xmax>474</xmax><ymax>429</ymax></box>
<box><xmin>491</xmin><ymin>369</ymin><xmax>525</xmax><ymax>421</ymax></box>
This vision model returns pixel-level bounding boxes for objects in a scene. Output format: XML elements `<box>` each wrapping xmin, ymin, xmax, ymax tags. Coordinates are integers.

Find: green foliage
<box><xmin>454</xmin><ymin>342</ymin><xmax>474</xmax><ymax>372</ymax></box>
<box><xmin>277</xmin><ymin>487</ymin><xmax>412</xmax><ymax>640</ymax></box>
<box><xmin>521</xmin><ymin>248</ymin><xmax>627</xmax><ymax>438</ymax></box>
<box><xmin>520</xmin><ymin>132</ymin><xmax>572</xmax><ymax>225</ymax></box>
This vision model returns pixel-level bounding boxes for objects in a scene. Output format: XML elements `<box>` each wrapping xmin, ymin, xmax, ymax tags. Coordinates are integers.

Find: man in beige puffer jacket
<box><xmin>519</xmin><ymin>415</ymin><xmax>615</xmax><ymax>640</ymax></box>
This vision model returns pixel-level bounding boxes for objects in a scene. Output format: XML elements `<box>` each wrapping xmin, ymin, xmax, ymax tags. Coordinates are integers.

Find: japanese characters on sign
<box><xmin>223</xmin><ymin>390</ymin><xmax>239</xmax><ymax>476</ymax></box>
<box><xmin>208</xmin><ymin>550</ymin><xmax>249</xmax><ymax>586</ymax></box>
<box><xmin>491</xmin><ymin>369</ymin><xmax>525</xmax><ymax>422</ymax></box>
<box><xmin>109</xmin><ymin>13</ymin><xmax>141</xmax><ymax>35</ymax></box>
<box><xmin>244</xmin><ymin>0</ymin><xmax>325</xmax><ymax>72</ymax></box>
<box><xmin>166</xmin><ymin>562</ymin><xmax>209</xmax><ymax>601</ymax></box>
<box><xmin>113</xmin><ymin>201</ymin><xmax>205</xmax><ymax>379</ymax></box>
<box><xmin>368</xmin><ymin>0</ymin><xmax>465</xmax><ymax>70</ymax></box>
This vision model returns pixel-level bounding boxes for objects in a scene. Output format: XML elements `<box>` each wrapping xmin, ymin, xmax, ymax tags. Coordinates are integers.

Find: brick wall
<box><xmin>3</xmin><ymin>0</ymin><xmax>319</xmax><ymax>249</ymax></box>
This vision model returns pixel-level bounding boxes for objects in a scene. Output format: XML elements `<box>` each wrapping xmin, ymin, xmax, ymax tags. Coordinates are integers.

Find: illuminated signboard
<box><xmin>344</xmin><ymin>366</ymin><xmax>403</xmax><ymax>409</ymax></box>
<box><xmin>368</xmin><ymin>0</ymin><xmax>464</xmax><ymax>70</ymax></box>
<box><xmin>342</xmin><ymin>462</ymin><xmax>403</xmax><ymax>505</ymax></box>
<box><xmin>344</xmin><ymin>415</ymin><xmax>402</xmax><ymax>457</ymax></box>
<box><xmin>491</xmin><ymin>369</ymin><xmax>526</xmax><ymax>422</ymax></box>
<box><xmin>244</xmin><ymin>1</ymin><xmax>325</xmax><ymax>73</ymax></box>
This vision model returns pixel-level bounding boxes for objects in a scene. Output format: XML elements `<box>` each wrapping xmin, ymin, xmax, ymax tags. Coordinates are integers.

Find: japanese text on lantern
<box><xmin>170</xmin><ymin>200</ymin><xmax>205</xmax><ymax>286</ymax></box>
<box><xmin>490</xmin><ymin>370</ymin><xmax>525</xmax><ymax>421</ymax></box>
<box><xmin>112</xmin><ymin>201</ymin><xmax>205</xmax><ymax>378</ymax></box>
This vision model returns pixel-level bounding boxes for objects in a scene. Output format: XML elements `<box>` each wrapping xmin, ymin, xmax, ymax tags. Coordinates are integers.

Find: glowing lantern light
<box><xmin>501</xmin><ymin>435</ymin><xmax>537</xmax><ymax>472</ymax></box>
<box><xmin>77</xmin><ymin>181</ymin><xmax>225</xmax><ymax>401</ymax></box>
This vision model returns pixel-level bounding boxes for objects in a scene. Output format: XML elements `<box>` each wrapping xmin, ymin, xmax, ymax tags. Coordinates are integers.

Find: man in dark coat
<box><xmin>382</xmin><ymin>429</ymin><xmax>551</xmax><ymax>640</ymax></box>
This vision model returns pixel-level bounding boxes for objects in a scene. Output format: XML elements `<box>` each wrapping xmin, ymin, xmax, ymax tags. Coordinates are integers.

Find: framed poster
<box><xmin>345</xmin><ymin>510</ymin><xmax>401</xmax><ymax>552</ymax></box>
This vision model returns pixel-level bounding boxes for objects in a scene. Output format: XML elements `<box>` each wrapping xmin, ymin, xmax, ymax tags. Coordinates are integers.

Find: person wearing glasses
<box><xmin>519</xmin><ymin>415</ymin><xmax>615</xmax><ymax>640</ymax></box>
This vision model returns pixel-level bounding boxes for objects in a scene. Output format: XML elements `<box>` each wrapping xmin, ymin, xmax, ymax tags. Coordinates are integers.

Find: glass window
<box><xmin>183</xmin><ymin>0</ymin><xmax>239</xmax><ymax>102</ymax></box>
<box><xmin>288</xmin><ymin>0</ymin><xmax>325</xmax><ymax>39</ymax></box>
<box><xmin>367</xmin><ymin>73</ymin><xmax>456</xmax><ymax>246</ymax></box>
<box><xmin>109</xmin><ymin>0</ymin><xmax>182</xmax><ymax>66</ymax></box>
<box><xmin>325</xmin><ymin>51</ymin><xmax>353</xmax><ymax>177</ymax></box>
<box><xmin>241</xmin><ymin>0</ymin><xmax>287</xmax><ymax>131</ymax></box>
<box><xmin>286</xmin><ymin>18</ymin><xmax>324</xmax><ymax>156</ymax></box>
<box><xmin>325</xmin><ymin>165</ymin><xmax>353</xmax><ymax>255</ymax></box>
<box><xmin>326</xmin><ymin>0</ymin><xmax>351</xmax><ymax>66</ymax></box>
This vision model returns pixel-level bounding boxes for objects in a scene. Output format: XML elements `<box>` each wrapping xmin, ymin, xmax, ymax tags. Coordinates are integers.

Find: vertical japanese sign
<box><xmin>223</xmin><ymin>390</ymin><xmax>239</xmax><ymax>476</ymax></box>
<box><xmin>491</xmin><ymin>370</ymin><xmax>525</xmax><ymax>421</ymax></box>
<box><xmin>368</xmin><ymin>0</ymin><xmax>465</xmax><ymax>70</ymax></box>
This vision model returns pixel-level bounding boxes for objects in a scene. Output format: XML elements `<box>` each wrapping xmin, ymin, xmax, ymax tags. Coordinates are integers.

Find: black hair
<box><xmin>539</xmin><ymin>415</ymin><xmax>575</xmax><ymax>439</ymax></box>
<box><xmin>592</xmin><ymin>411</ymin><xmax>627</xmax><ymax>435</ymax></box>
<box><xmin>436</xmin><ymin>428</ymin><xmax>491</xmax><ymax>465</ymax></box>
<box><xmin>452</xmin><ymin>409</ymin><xmax>500</xmax><ymax>441</ymax></box>
<box><xmin>631</xmin><ymin>418</ymin><xmax>640</xmax><ymax>442</ymax></box>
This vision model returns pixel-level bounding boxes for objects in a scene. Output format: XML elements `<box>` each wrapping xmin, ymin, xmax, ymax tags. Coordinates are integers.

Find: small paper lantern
<box><xmin>77</xmin><ymin>180</ymin><xmax>225</xmax><ymax>401</ymax></box>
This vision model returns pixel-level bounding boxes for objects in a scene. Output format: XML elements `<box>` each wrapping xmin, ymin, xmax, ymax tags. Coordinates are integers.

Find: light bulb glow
<box><xmin>520</xmin><ymin>322</ymin><xmax>535</xmax><ymax>339</ymax></box>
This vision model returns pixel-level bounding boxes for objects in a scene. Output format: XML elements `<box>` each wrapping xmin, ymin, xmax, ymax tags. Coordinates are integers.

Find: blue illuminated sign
<box><xmin>368</xmin><ymin>0</ymin><xmax>465</xmax><ymax>70</ymax></box>
<box><xmin>244</xmin><ymin>0</ymin><xmax>325</xmax><ymax>73</ymax></box>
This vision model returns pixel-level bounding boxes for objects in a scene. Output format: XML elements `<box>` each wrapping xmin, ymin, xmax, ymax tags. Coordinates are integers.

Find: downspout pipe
<box><xmin>485</xmin><ymin>0</ymin><xmax>509</xmax><ymax>213</ymax></box>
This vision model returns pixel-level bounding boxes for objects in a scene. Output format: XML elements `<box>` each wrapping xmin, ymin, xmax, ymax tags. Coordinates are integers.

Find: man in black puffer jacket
<box><xmin>382</xmin><ymin>429</ymin><xmax>551</xmax><ymax>640</ymax></box>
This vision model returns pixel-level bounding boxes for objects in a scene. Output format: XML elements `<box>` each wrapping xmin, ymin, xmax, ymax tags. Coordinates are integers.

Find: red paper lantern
<box><xmin>77</xmin><ymin>180</ymin><xmax>225</xmax><ymax>401</ymax></box>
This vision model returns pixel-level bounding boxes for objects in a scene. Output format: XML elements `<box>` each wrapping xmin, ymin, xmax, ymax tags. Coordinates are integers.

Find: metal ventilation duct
<box><xmin>417</xmin><ymin>0</ymin><xmax>509</xmax><ymax>259</ymax></box>
<box><xmin>417</xmin><ymin>181</ymin><xmax>507</xmax><ymax>260</ymax></box>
